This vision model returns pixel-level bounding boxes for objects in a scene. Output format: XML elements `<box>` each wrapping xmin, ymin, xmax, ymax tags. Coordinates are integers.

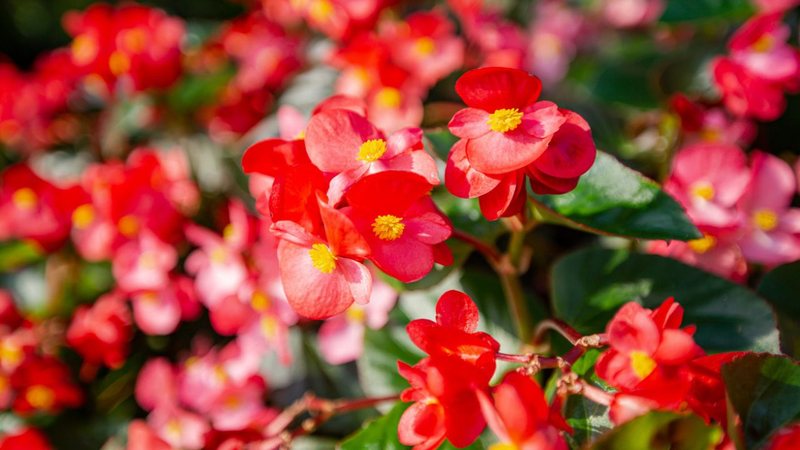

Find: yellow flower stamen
<box><xmin>753</xmin><ymin>209</ymin><xmax>779</xmax><ymax>232</ymax></box>
<box><xmin>414</xmin><ymin>37</ymin><xmax>436</xmax><ymax>55</ymax></box>
<box><xmin>375</xmin><ymin>87</ymin><xmax>402</xmax><ymax>109</ymax></box>
<box><xmin>487</xmin><ymin>108</ymin><xmax>523</xmax><ymax>133</ymax></box>
<box><xmin>372</xmin><ymin>215</ymin><xmax>404</xmax><ymax>241</ymax></box>
<box><xmin>72</xmin><ymin>204</ymin><xmax>95</xmax><ymax>229</ymax></box>
<box><xmin>26</xmin><ymin>385</ymin><xmax>55</xmax><ymax>410</ymax></box>
<box><xmin>688</xmin><ymin>234</ymin><xmax>716</xmax><ymax>254</ymax></box>
<box><xmin>691</xmin><ymin>183</ymin><xmax>715</xmax><ymax>201</ymax></box>
<box><xmin>11</xmin><ymin>188</ymin><xmax>37</xmax><ymax>211</ymax></box>
<box><xmin>357</xmin><ymin>139</ymin><xmax>387</xmax><ymax>163</ymax></box>
<box><xmin>630</xmin><ymin>351</ymin><xmax>657</xmax><ymax>380</ymax></box>
<box><xmin>309</xmin><ymin>243</ymin><xmax>337</xmax><ymax>274</ymax></box>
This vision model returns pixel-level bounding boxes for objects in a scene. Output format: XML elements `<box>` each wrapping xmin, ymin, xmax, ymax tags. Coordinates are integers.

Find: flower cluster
<box><xmin>398</xmin><ymin>291</ymin><xmax>567</xmax><ymax>449</ymax></box>
<box><xmin>650</xmin><ymin>143</ymin><xmax>800</xmax><ymax>280</ymax></box>
<box><xmin>712</xmin><ymin>12</ymin><xmax>800</xmax><ymax>121</ymax></box>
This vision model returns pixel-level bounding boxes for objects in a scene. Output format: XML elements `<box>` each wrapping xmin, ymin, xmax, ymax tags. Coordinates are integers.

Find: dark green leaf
<box><xmin>722</xmin><ymin>354</ymin><xmax>800</xmax><ymax>449</ymax></box>
<box><xmin>551</xmin><ymin>248</ymin><xmax>779</xmax><ymax>353</ymax></box>
<box><xmin>588</xmin><ymin>411</ymin><xmax>721</xmax><ymax>450</ymax></box>
<box><xmin>757</xmin><ymin>261</ymin><xmax>800</xmax><ymax>357</ymax></box>
<box><xmin>531</xmin><ymin>152</ymin><xmax>701</xmax><ymax>241</ymax></box>
<box><xmin>660</xmin><ymin>0</ymin><xmax>754</xmax><ymax>23</ymax></box>
<box><xmin>357</xmin><ymin>324</ymin><xmax>424</xmax><ymax>399</ymax></box>
<box><xmin>0</xmin><ymin>240</ymin><xmax>42</xmax><ymax>272</ymax></box>
<box><xmin>424</xmin><ymin>128</ymin><xmax>458</xmax><ymax>161</ymax></box>
<box><xmin>339</xmin><ymin>402</ymin><xmax>408</xmax><ymax>450</ymax></box>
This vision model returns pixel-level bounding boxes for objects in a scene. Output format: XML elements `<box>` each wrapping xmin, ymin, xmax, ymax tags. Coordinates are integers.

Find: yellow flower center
<box><xmin>375</xmin><ymin>87</ymin><xmax>402</xmax><ymax>109</ymax></box>
<box><xmin>26</xmin><ymin>385</ymin><xmax>55</xmax><ymax>410</ymax></box>
<box><xmin>261</xmin><ymin>316</ymin><xmax>278</xmax><ymax>337</ymax></box>
<box><xmin>489</xmin><ymin>443</ymin><xmax>519</xmax><ymax>450</ymax></box>
<box><xmin>630</xmin><ymin>351</ymin><xmax>657</xmax><ymax>380</ymax></box>
<box><xmin>309</xmin><ymin>243</ymin><xmax>337</xmax><ymax>274</ymax></box>
<box><xmin>12</xmin><ymin>188</ymin><xmax>37</xmax><ymax>211</ymax></box>
<box><xmin>72</xmin><ymin>204</ymin><xmax>95</xmax><ymax>229</ymax></box>
<box><xmin>487</xmin><ymin>108</ymin><xmax>523</xmax><ymax>133</ymax></box>
<box><xmin>372</xmin><ymin>215</ymin><xmax>404</xmax><ymax>241</ymax></box>
<box><xmin>753</xmin><ymin>209</ymin><xmax>779</xmax><ymax>232</ymax></box>
<box><xmin>121</xmin><ymin>28</ymin><xmax>148</xmax><ymax>53</ymax></box>
<box><xmin>210</xmin><ymin>247</ymin><xmax>228</xmax><ymax>264</ymax></box>
<box><xmin>691</xmin><ymin>182</ymin><xmax>715</xmax><ymax>201</ymax></box>
<box><xmin>166</xmin><ymin>419</ymin><xmax>182</xmax><ymax>438</ymax></box>
<box><xmin>108</xmin><ymin>51</ymin><xmax>131</xmax><ymax>76</ymax></box>
<box><xmin>251</xmin><ymin>291</ymin><xmax>270</xmax><ymax>312</ymax></box>
<box><xmin>346</xmin><ymin>305</ymin><xmax>366</xmax><ymax>323</ymax></box>
<box><xmin>71</xmin><ymin>34</ymin><xmax>98</xmax><ymax>65</ymax></box>
<box><xmin>752</xmin><ymin>35</ymin><xmax>774</xmax><ymax>53</ymax></box>
<box><xmin>414</xmin><ymin>37</ymin><xmax>436</xmax><ymax>55</ymax></box>
<box><xmin>357</xmin><ymin>139</ymin><xmax>387</xmax><ymax>163</ymax></box>
<box><xmin>0</xmin><ymin>342</ymin><xmax>22</xmax><ymax>367</ymax></box>
<box><xmin>117</xmin><ymin>215</ymin><xmax>140</xmax><ymax>237</ymax></box>
<box><xmin>688</xmin><ymin>234</ymin><xmax>716</xmax><ymax>254</ymax></box>
<box><xmin>309</xmin><ymin>0</ymin><xmax>334</xmax><ymax>21</ymax></box>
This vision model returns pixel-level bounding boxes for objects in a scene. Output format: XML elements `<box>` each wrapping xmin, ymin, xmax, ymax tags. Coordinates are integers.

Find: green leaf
<box><xmin>757</xmin><ymin>261</ymin><xmax>800</xmax><ymax>357</ymax></box>
<box><xmin>551</xmin><ymin>248</ymin><xmax>779</xmax><ymax>353</ymax></box>
<box><xmin>339</xmin><ymin>402</ymin><xmax>408</xmax><ymax>450</ymax></box>
<box><xmin>357</xmin><ymin>324</ymin><xmax>424</xmax><ymax>399</ymax></box>
<box><xmin>424</xmin><ymin>128</ymin><xmax>459</xmax><ymax>161</ymax></box>
<box><xmin>722</xmin><ymin>354</ymin><xmax>800</xmax><ymax>449</ymax></box>
<box><xmin>340</xmin><ymin>402</ymin><xmax>490</xmax><ymax>450</ymax></box>
<box><xmin>590</xmin><ymin>64</ymin><xmax>660</xmax><ymax>109</ymax></box>
<box><xmin>588</xmin><ymin>411</ymin><xmax>721</xmax><ymax>450</ymax></box>
<box><xmin>566</xmin><ymin>395</ymin><xmax>614</xmax><ymax>447</ymax></box>
<box><xmin>660</xmin><ymin>0</ymin><xmax>754</xmax><ymax>23</ymax></box>
<box><xmin>531</xmin><ymin>152</ymin><xmax>701</xmax><ymax>241</ymax></box>
<box><xmin>0</xmin><ymin>240</ymin><xmax>42</xmax><ymax>272</ymax></box>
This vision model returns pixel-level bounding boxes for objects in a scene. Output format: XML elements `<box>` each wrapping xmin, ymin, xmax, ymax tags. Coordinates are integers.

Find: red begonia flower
<box><xmin>343</xmin><ymin>171</ymin><xmax>452</xmax><ymax>282</ymax></box>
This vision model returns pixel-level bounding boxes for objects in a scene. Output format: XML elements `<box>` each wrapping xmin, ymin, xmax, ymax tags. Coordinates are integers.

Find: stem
<box><xmin>451</xmin><ymin>229</ymin><xmax>503</xmax><ymax>266</ymax></box>
<box><xmin>500</xmin><ymin>229</ymin><xmax>532</xmax><ymax>344</ymax></box>
<box><xmin>532</xmin><ymin>319</ymin><xmax>584</xmax><ymax>346</ymax></box>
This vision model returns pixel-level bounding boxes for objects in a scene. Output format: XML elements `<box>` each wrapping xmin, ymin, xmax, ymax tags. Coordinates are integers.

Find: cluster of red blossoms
<box><xmin>395</xmin><ymin>294</ymin><xmax>793</xmax><ymax>450</ymax></box>
<box><xmin>398</xmin><ymin>291</ymin><xmax>568</xmax><ymax>450</ymax></box>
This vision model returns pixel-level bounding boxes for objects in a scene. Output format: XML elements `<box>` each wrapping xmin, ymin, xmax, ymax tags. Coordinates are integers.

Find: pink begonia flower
<box><xmin>304</xmin><ymin>109</ymin><xmax>439</xmax><ymax>205</ymax></box>
<box><xmin>527</xmin><ymin>0</ymin><xmax>585</xmax><ymax>86</ymax></box>
<box><xmin>276</xmin><ymin>105</ymin><xmax>307</xmax><ymax>140</ymax></box>
<box><xmin>272</xmin><ymin>200</ymin><xmax>373</xmax><ymax>320</ymax></box>
<box><xmin>127</xmin><ymin>420</ymin><xmax>171</xmax><ymax>450</ymax></box>
<box><xmin>729</xmin><ymin>13</ymin><xmax>800</xmax><ymax>86</ymax></box>
<box><xmin>184</xmin><ymin>224</ymin><xmax>248</xmax><ymax>310</ymax></box>
<box><xmin>737</xmin><ymin>152</ymin><xmax>800</xmax><ymax>265</ymax></box>
<box><xmin>177</xmin><ymin>348</ymin><xmax>231</xmax><ymax>414</ymax></box>
<box><xmin>670</xmin><ymin>94</ymin><xmax>756</xmax><ymax>147</ymax></box>
<box><xmin>136</xmin><ymin>357</ymin><xmax>178</xmax><ymax>412</ymax></box>
<box><xmin>111</xmin><ymin>231</ymin><xmax>176</xmax><ymax>293</ymax></box>
<box><xmin>601</xmin><ymin>0</ymin><xmax>664</xmax><ymax>28</ymax></box>
<box><xmin>663</xmin><ymin>143</ymin><xmax>750</xmax><ymax>232</ymax></box>
<box><xmin>319</xmin><ymin>276</ymin><xmax>397</xmax><ymax>365</ymax></box>
<box><xmin>207</xmin><ymin>376</ymin><xmax>267</xmax><ymax>431</ymax></box>
<box><xmin>131</xmin><ymin>276</ymin><xmax>199</xmax><ymax>335</ymax></box>
<box><xmin>364</xmin><ymin>72</ymin><xmax>426</xmax><ymax>134</ymax></box>
<box><xmin>648</xmin><ymin>235</ymin><xmax>748</xmax><ymax>281</ymax></box>
<box><xmin>383</xmin><ymin>11</ymin><xmax>465</xmax><ymax>87</ymax></box>
<box><xmin>148</xmin><ymin>405</ymin><xmax>209</xmax><ymax>450</ymax></box>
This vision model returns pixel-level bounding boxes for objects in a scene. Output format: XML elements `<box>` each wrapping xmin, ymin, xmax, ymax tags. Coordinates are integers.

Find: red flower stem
<box><xmin>267</xmin><ymin>393</ymin><xmax>400</xmax><ymax>443</ymax></box>
<box><xmin>532</xmin><ymin>318</ymin><xmax>585</xmax><ymax>346</ymax></box>
<box><xmin>450</xmin><ymin>229</ymin><xmax>504</xmax><ymax>266</ymax></box>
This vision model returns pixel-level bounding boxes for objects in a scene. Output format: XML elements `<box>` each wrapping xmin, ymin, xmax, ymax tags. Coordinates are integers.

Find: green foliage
<box><xmin>551</xmin><ymin>248</ymin><xmax>779</xmax><ymax>353</ymax></box>
<box><xmin>587</xmin><ymin>411</ymin><xmax>722</xmax><ymax>450</ymax></box>
<box><xmin>757</xmin><ymin>261</ymin><xmax>800</xmax><ymax>357</ymax></box>
<box><xmin>531</xmin><ymin>152</ymin><xmax>701</xmax><ymax>241</ymax></box>
<box><xmin>660</xmin><ymin>0</ymin><xmax>754</xmax><ymax>23</ymax></box>
<box><xmin>722</xmin><ymin>354</ymin><xmax>800</xmax><ymax>449</ymax></box>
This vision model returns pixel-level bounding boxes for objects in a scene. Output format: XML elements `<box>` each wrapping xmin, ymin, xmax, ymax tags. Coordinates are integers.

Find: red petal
<box><xmin>277</xmin><ymin>239</ymin><xmax>356</xmax><ymax>319</ymax></box>
<box><xmin>318</xmin><ymin>199</ymin><xmax>370</xmax><ymax>259</ymax></box>
<box><xmin>436</xmin><ymin>290</ymin><xmax>479</xmax><ymax>332</ymax></box>
<box><xmin>531</xmin><ymin>110</ymin><xmax>596</xmax><ymax>178</ymax></box>
<box><xmin>455</xmin><ymin>67</ymin><xmax>542</xmax><ymax>111</ymax></box>
<box><xmin>466</xmin><ymin>128</ymin><xmax>550</xmax><ymax>174</ymax></box>
<box><xmin>478</xmin><ymin>171</ymin><xmax>526</xmax><ymax>221</ymax></box>
<box><xmin>445</xmin><ymin>139</ymin><xmax>502</xmax><ymax>198</ymax></box>
<box><xmin>345</xmin><ymin>171</ymin><xmax>434</xmax><ymax>216</ymax></box>
<box><xmin>242</xmin><ymin>139</ymin><xmax>309</xmax><ymax>176</ymax></box>
<box><xmin>448</xmin><ymin>108</ymin><xmax>491</xmax><ymax>139</ymax></box>
<box><xmin>398</xmin><ymin>401</ymin><xmax>447</xmax><ymax>448</ymax></box>
<box><xmin>305</xmin><ymin>109</ymin><xmax>383</xmax><ymax>173</ymax></box>
<box><xmin>521</xmin><ymin>101</ymin><xmax>566</xmax><ymax>138</ymax></box>
<box><xmin>369</xmin><ymin>233</ymin><xmax>435</xmax><ymax>283</ymax></box>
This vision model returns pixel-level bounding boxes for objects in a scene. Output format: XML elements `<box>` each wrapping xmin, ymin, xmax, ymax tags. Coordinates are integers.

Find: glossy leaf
<box><xmin>588</xmin><ymin>411</ymin><xmax>721</xmax><ymax>450</ymax></box>
<box><xmin>551</xmin><ymin>248</ymin><xmax>779</xmax><ymax>353</ymax></box>
<box><xmin>722</xmin><ymin>354</ymin><xmax>800</xmax><ymax>449</ymax></box>
<box><xmin>660</xmin><ymin>0</ymin><xmax>754</xmax><ymax>23</ymax></box>
<box><xmin>531</xmin><ymin>152</ymin><xmax>701</xmax><ymax>241</ymax></box>
<box><xmin>757</xmin><ymin>261</ymin><xmax>800</xmax><ymax>357</ymax></box>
